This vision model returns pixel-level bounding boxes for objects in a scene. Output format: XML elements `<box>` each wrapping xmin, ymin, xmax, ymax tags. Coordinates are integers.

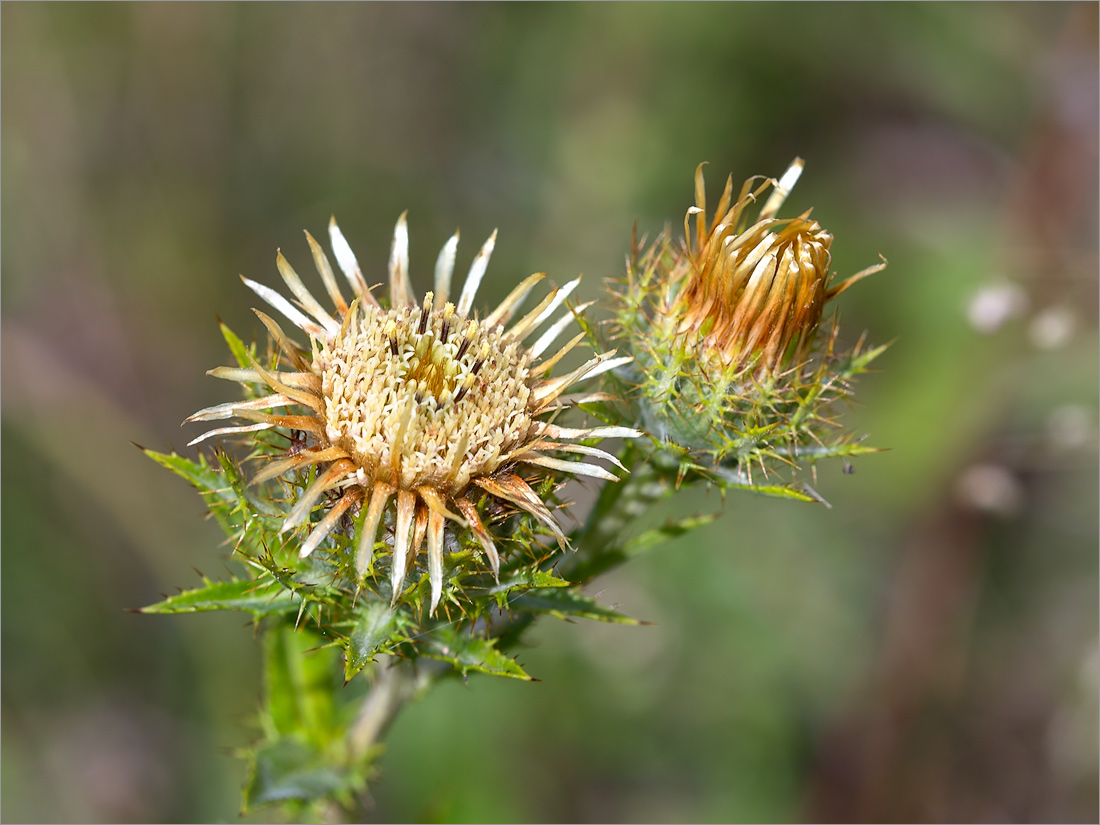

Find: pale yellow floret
<box><xmin>318</xmin><ymin>297</ymin><xmax>535</xmax><ymax>494</ymax></box>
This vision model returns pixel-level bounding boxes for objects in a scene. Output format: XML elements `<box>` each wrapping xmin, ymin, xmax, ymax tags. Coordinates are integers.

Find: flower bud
<box><xmin>673</xmin><ymin>159</ymin><xmax>874</xmax><ymax>374</ymax></box>
<box><xmin>612</xmin><ymin>159</ymin><xmax>886</xmax><ymax>476</ymax></box>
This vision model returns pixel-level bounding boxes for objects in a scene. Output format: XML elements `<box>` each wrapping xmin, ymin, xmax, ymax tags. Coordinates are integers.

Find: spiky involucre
<box><xmin>187</xmin><ymin>213</ymin><xmax>637</xmax><ymax>614</ymax></box>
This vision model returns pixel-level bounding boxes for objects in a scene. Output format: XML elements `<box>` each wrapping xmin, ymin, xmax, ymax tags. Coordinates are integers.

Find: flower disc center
<box><xmin>399</xmin><ymin>328</ymin><xmax>461</xmax><ymax>402</ymax></box>
<box><xmin>318</xmin><ymin>300</ymin><xmax>534</xmax><ymax>494</ymax></box>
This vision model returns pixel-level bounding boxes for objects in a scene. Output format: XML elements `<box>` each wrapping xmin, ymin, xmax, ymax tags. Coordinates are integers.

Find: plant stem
<box><xmin>563</xmin><ymin>443</ymin><xmax>676</xmax><ymax>582</ymax></box>
<box><xmin>496</xmin><ymin>443</ymin><xmax>674</xmax><ymax>651</ymax></box>
<box><xmin>348</xmin><ymin>657</ymin><xmax>428</xmax><ymax>760</ymax></box>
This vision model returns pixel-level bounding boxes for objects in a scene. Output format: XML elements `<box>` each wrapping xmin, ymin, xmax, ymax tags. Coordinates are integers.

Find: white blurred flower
<box><xmin>1029</xmin><ymin>305</ymin><xmax>1076</xmax><ymax>350</ymax></box>
<box><xmin>966</xmin><ymin>282</ymin><xmax>1028</xmax><ymax>334</ymax></box>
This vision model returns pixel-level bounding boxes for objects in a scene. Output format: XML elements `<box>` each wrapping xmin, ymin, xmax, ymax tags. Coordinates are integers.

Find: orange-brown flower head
<box><xmin>611</xmin><ymin>159</ymin><xmax>885</xmax><ymax>464</ymax></box>
<box><xmin>187</xmin><ymin>213</ymin><xmax>637</xmax><ymax>614</ymax></box>
<box><xmin>672</xmin><ymin>158</ymin><xmax>880</xmax><ymax>374</ymax></box>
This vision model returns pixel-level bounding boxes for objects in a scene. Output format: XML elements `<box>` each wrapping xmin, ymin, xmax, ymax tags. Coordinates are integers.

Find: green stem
<box><xmin>563</xmin><ymin>443</ymin><xmax>676</xmax><ymax>582</ymax></box>
<box><xmin>497</xmin><ymin>442</ymin><xmax>674</xmax><ymax>651</ymax></box>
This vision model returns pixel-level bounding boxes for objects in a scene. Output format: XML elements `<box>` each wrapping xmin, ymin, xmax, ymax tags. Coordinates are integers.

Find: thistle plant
<box><xmin>142</xmin><ymin>158</ymin><xmax>886</xmax><ymax>820</ymax></box>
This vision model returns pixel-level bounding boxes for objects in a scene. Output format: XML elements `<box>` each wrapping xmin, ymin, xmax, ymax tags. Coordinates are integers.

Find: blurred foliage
<box><xmin>2</xmin><ymin>3</ymin><xmax>1097</xmax><ymax>823</ymax></box>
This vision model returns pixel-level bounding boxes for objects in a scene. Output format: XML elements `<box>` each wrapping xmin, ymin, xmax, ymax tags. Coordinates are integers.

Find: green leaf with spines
<box><xmin>341</xmin><ymin>600</ymin><xmax>411</xmax><ymax>681</ymax></box>
<box><xmin>710</xmin><ymin>468</ymin><xmax>819</xmax><ymax>502</ymax></box>
<box><xmin>243</xmin><ymin>738</ymin><xmax>365</xmax><ymax>812</ymax></box>
<box><xmin>140</xmin><ymin>577</ymin><xmax>298</xmax><ymax>618</ymax></box>
<box><xmin>482</xmin><ymin>566</ymin><xmax>569</xmax><ymax>597</ymax></box>
<box><xmin>775</xmin><ymin>439</ymin><xmax>883</xmax><ymax>461</ymax></box>
<box><xmin>144</xmin><ymin>446</ymin><xmax>292</xmax><ymax>558</ymax></box>
<box><xmin>216</xmin><ymin>449</ymin><xmax>281</xmax><ymax>517</ymax></box>
<box><xmin>143</xmin><ymin>447</ymin><xmax>256</xmax><ymax>540</ymax></box>
<box><xmin>839</xmin><ymin>339</ymin><xmax>890</xmax><ymax>378</ymax></box>
<box><xmin>246</xmin><ymin>551</ymin><xmax>343</xmax><ymax>610</ymax></box>
<box><xmin>143</xmin><ymin>448</ymin><xmax>232</xmax><ymax>504</ymax></box>
<box><xmin>421</xmin><ymin>624</ymin><xmax>532</xmax><ymax>680</ymax></box>
<box><xmin>508</xmin><ymin>588</ymin><xmax>641</xmax><ymax>624</ymax></box>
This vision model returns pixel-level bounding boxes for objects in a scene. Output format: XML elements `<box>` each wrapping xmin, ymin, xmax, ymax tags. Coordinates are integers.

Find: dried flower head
<box><xmin>188</xmin><ymin>214</ymin><xmax>636</xmax><ymax>613</ymax></box>
<box><xmin>674</xmin><ymin>158</ymin><xmax>881</xmax><ymax>373</ymax></box>
<box><xmin>611</xmin><ymin>159</ymin><xmax>886</xmax><ymax>480</ymax></box>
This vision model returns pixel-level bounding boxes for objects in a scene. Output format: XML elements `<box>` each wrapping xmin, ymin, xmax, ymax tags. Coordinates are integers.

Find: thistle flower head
<box><xmin>188</xmin><ymin>213</ymin><xmax>636</xmax><ymax>614</ymax></box>
<box><xmin>611</xmin><ymin>159</ymin><xmax>885</xmax><ymax>476</ymax></box>
<box><xmin>673</xmin><ymin>158</ymin><xmax>876</xmax><ymax>373</ymax></box>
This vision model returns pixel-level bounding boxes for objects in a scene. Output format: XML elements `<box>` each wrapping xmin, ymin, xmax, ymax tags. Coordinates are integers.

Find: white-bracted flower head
<box><xmin>187</xmin><ymin>213</ymin><xmax>638</xmax><ymax>614</ymax></box>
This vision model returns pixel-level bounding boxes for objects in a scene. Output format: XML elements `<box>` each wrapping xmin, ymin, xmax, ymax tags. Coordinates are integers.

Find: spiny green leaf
<box><xmin>483</xmin><ymin>566</ymin><xmax>569</xmax><ymax>597</ymax></box>
<box><xmin>421</xmin><ymin>625</ymin><xmax>531</xmax><ymax>680</ymax></box>
<box><xmin>246</xmin><ymin>550</ymin><xmax>343</xmax><ymax>608</ymax></box>
<box><xmin>509</xmin><ymin>588</ymin><xmax>641</xmax><ymax>624</ymax></box>
<box><xmin>144</xmin><ymin>448</ymin><xmax>267</xmax><ymax>540</ymax></box>
<box><xmin>842</xmin><ymin>340</ymin><xmax>891</xmax><ymax>376</ymax></box>
<box><xmin>729</xmin><ymin>422</ymin><xmax>780</xmax><ymax>450</ymax></box>
<box><xmin>143</xmin><ymin>448</ymin><xmax>232</xmax><ymax>503</ymax></box>
<box><xmin>776</xmin><ymin>440</ymin><xmax>884</xmax><ymax>461</ymax></box>
<box><xmin>216</xmin><ymin>450</ymin><xmax>281</xmax><ymax>516</ymax></box>
<box><xmin>243</xmin><ymin>738</ymin><xmax>360</xmax><ymax>811</ymax></box>
<box><xmin>711</xmin><ymin>467</ymin><xmax>818</xmax><ymax>502</ymax></box>
<box><xmin>342</xmin><ymin>601</ymin><xmax>409</xmax><ymax>681</ymax></box>
<box><xmin>140</xmin><ymin>578</ymin><xmax>297</xmax><ymax>618</ymax></box>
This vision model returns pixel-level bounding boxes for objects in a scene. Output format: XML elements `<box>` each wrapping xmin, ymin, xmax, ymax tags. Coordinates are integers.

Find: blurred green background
<box><xmin>3</xmin><ymin>3</ymin><xmax>1097</xmax><ymax>822</ymax></box>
